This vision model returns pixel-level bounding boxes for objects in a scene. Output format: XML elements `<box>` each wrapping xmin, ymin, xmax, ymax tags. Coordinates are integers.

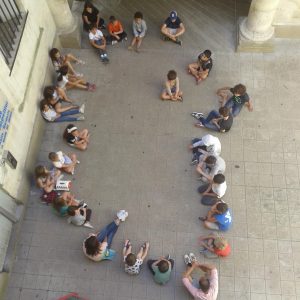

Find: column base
<box><xmin>58</xmin><ymin>16</ymin><xmax>81</xmax><ymax>49</ymax></box>
<box><xmin>236</xmin><ymin>17</ymin><xmax>274</xmax><ymax>52</ymax></box>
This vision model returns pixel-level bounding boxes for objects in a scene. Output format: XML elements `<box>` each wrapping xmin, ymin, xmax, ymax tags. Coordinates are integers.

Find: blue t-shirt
<box><xmin>164</xmin><ymin>17</ymin><xmax>182</xmax><ymax>29</ymax></box>
<box><xmin>215</xmin><ymin>209</ymin><xmax>232</xmax><ymax>231</ymax></box>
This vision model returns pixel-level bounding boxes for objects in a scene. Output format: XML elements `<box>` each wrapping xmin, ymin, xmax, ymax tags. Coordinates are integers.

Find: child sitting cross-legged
<box><xmin>123</xmin><ymin>240</ymin><xmax>150</xmax><ymax>275</ymax></box>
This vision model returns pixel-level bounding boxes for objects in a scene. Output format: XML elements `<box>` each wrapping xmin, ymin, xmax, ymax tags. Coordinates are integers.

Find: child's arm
<box><xmin>245</xmin><ymin>99</ymin><xmax>253</xmax><ymax>111</ymax></box>
<box><xmin>175</xmin><ymin>77</ymin><xmax>180</xmax><ymax>97</ymax></box>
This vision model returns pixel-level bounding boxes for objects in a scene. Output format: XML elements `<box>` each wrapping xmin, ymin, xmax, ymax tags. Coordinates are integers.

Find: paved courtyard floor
<box><xmin>4</xmin><ymin>0</ymin><xmax>300</xmax><ymax>299</ymax></box>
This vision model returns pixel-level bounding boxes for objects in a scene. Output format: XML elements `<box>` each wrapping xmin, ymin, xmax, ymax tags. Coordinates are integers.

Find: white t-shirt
<box><xmin>212</xmin><ymin>181</ymin><xmax>227</xmax><ymax>198</ymax></box>
<box><xmin>52</xmin><ymin>151</ymin><xmax>65</xmax><ymax>168</ymax></box>
<box><xmin>201</xmin><ymin>135</ymin><xmax>221</xmax><ymax>156</ymax></box>
<box><xmin>42</xmin><ymin>108</ymin><xmax>58</xmax><ymax>121</ymax></box>
<box><xmin>57</xmin><ymin>75</ymin><xmax>68</xmax><ymax>89</ymax></box>
<box><xmin>211</xmin><ymin>156</ymin><xmax>226</xmax><ymax>176</ymax></box>
<box><xmin>89</xmin><ymin>29</ymin><xmax>103</xmax><ymax>41</ymax></box>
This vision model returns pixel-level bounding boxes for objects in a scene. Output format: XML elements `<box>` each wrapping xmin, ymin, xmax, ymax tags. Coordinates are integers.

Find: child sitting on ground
<box><xmin>128</xmin><ymin>11</ymin><xmax>147</xmax><ymax>52</ymax></box>
<box><xmin>199</xmin><ymin>234</ymin><xmax>231</xmax><ymax>258</ymax></box>
<box><xmin>57</xmin><ymin>66</ymin><xmax>96</xmax><ymax>92</ymax></box>
<box><xmin>49</xmin><ymin>151</ymin><xmax>79</xmax><ymax>175</ymax></box>
<box><xmin>63</xmin><ymin>124</ymin><xmax>90</xmax><ymax>150</ymax></box>
<box><xmin>147</xmin><ymin>255</ymin><xmax>174</xmax><ymax>285</ymax></box>
<box><xmin>108</xmin><ymin>16</ymin><xmax>127</xmax><ymax>44</ymax></box>
<box><xmin>123</xmin><ymin>240</ymin><xmax>150</xmax><ymax>275</ymax></box>
<box><xmin>67</xmin><ymin>205</ymin><xmax>93</xmax><ymax>228</ymax></box>
<box><xmin>161</xmin><ymin>70</ymin><xmax>183</xmax><ymax>101</ymax></box>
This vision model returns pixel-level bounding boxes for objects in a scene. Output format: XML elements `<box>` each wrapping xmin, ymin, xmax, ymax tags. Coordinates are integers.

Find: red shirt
<box><xmin>108</xmin><ymin>20</ymin><xmax>123</xmax><ymax>34</ymax></box>
<box><xmin>213</xmin><ymin>244</ymin><xmax>231</xmax><ymax>257</ymax></box>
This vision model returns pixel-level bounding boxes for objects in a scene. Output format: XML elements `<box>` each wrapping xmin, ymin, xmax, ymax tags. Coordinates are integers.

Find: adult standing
<box><xmin>82</xmin><ymin>1</ymin><xmax>105</xmax><ymax>32</ymax></box>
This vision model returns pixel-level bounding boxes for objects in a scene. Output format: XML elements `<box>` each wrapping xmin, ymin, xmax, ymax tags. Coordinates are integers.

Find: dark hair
<box><xmin>205</xmin><ymin>155</ymin><xmax>216</xmax><ymax>165</ymax></box>
<box><xmin>213</xmin><ymin>174</ymin><xmax>225</xmax><ymax>184</ymax></box>
<box><xmin>84</xmin><ymin>1</ymin><xmax>94</xmax><ymax>10</ymax></box>
<box><xmin>35</xmin><ymin>165</ymin><xmax>47</xmax><ymax>178</ymax></box>
<box><xmin>109</xmin><ymin>15</ymin><xmax>116</xmax><ymax>22</ymax></box>
<box><xmin>48</xmin><ymin>152</ymin><xmax>57</xmax><ymax>161</ymax></box>
<box><xmin>203</xmin><ymin>50</ymin><xmax>211</xmax><ymax>58</ymax></box>
<box><xmin>57</xmin><ymin>66</ymin><xmax>68</xmax><ymax>81</ymax></box>
<box><xmin>158</xmin><ymin>260</ymin><xmax>169</xmax><ymax>273</ymax></box>
<box><xmin>49</xmin><ymin>48</ymin><xmax>60</xmax><ymax>61</ymax></box>
<box><xmin>43</xmin><ymin>86</ymin><xmax>55</xmax><ymax>100</ymax></box>
<box><xmin>125</xmin><ymin>253</ymin><xmax>136</xmax><ymax>266</ymax></box>
<box><xmin>85</xmin><ymin>236</ymin><xmax>100</xmax><ymax>256</ymax></box>
<box><xmin>219</xmin><ymin>107</ymin><xmax>230</xmax><ymax>118</ymax></box>
<box><xmin>63</xmin><ymin>124</ymin><xmax>76</xmax><ymax>139</ymax></box>
<box><xmin>88</xmin><ymin>23</ymin><xmax>98</xmax><ymax>31</ymax></box>
<box><xmin>216</xmin><ymin>202</ymin><xmax>228</xmax><ymax>214</ymax></box>
<box><xmin>67</xmin><ymin>206</ymin><xmax>78</xmax><ymax>216</ymax></box>
<box><xmin>40</xmin><ymin>99</ymin><xmax>48</xmax><ymax>112</ymax></box>
<box><xmin>167</xmin><ymin>70</ymin><xmax>177</xmax><ymax>81</ymax></box>
<box><xmin>199</xmin><ymin>277</ymin><xmax>210</xmax><ymax>293</ymax></box>
<box><xmin>134</xmin><ymin>11</ymin><xmax>143</xmax><ymax>19</ymax></box>
<box><xmin>233</xmin><ymin>84</ymin><xmax>246</xmax><ymax>95</ymax></box>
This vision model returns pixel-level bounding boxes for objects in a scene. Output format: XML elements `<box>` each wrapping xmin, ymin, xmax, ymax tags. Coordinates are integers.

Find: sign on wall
<box><xmin>0</xmin><ymin>101</ymin><xmax>12</xmax><ymax>149</ymax></box>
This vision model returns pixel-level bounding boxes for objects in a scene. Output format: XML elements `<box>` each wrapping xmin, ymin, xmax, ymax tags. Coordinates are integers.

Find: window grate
<box><xmin>0</xmin><ymin>0</ymin><xmax>27</xmax><ymax>70</ymax></box>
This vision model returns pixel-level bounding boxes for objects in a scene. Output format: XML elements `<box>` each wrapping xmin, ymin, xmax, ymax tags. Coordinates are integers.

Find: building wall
<box><xmin>0</xmin><ymin>0</ymin><xmax>57</xmax><ymax>201</ymax></box>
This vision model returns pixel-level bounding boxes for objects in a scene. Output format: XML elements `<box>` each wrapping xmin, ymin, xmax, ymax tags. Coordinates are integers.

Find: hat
<box><xmin>67</xmin><ymin>126</ymin><xmax>77</xmax><ymax>133</ymax></box>
<box><xmin>170</xmin><ymin>10</ymin><xmax>177</xmax><ymax>20</ymax></box>
<box><xmin>213</xmin><ymin>237</ymin><xmax>228</xmax><ymax>250</ymax></box>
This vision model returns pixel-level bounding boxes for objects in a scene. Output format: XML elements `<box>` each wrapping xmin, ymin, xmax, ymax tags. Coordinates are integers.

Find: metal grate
<box><xmin>0</xmin><ymin>0</ymin><xmax>27</xmax><ymax>70</ymax></box>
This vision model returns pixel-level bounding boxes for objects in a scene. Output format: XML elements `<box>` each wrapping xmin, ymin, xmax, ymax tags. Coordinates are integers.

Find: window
<box><xmin>0</xmin><ymin>0</ymin><xmax>28</xmax><ymax>70</ymax></box>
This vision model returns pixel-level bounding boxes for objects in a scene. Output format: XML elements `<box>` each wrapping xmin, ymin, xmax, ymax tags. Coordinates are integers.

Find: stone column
<box><xmin>237</xmin><ymin>0</ymin><xmax>281</xmax><ymax>52</ymax></box>
<box><xmin>47</xmin><ymin>0</ymin><xmax>81</xmax><ymax>48</ymax></box>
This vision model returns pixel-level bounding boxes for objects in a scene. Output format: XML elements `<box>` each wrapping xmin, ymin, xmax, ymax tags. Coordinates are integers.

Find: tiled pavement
<box><xmin>4</xmin><ymin>0</ymin><xmax>300</xmax><ymax>299</ymax></box>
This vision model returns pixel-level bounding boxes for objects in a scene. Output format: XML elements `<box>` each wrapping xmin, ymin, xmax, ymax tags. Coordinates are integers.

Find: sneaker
<box><xmin>76</xmin><ymin>160</ymin><xmax>80</xmax><ymax>164</ymax></box>
<box><xmin>165</xmin><ymin>254</ymin><xmax>171</xmax><ymax>260</ymax></box>
<box><xmin>111</xmin><ymin>40</ymin><xmax>118</xmax><ymax>45</ymax></box>
<box><xmin>190</xmin><ymin>159</ymin><xmax>198</xmax><ymax>166</ymax></box>
<box><xmin>189</xmin><ymin>253</ymin><xmax>197</xmax><ymax>262</ymax></box>
<box><xmin>198</xmin><ymin>216</ymin><xmax>207</xmax><ymax>222</ymax></box>
<box><xmin>117</xmin><ymin>210</ymin><xmax>128</xmax><ymax>221</ymax></box>
<box><xmin>163</xmin><ymin>36</ymin><xmax>171</xmax><ymax>41</ymax></box>
<box><xmin>128</xmin><ymin>46</ymin><xmax>133</xmax><ymax>50</ymax></box>
<box><xmin>83</xmin><ymin>222</ymin><xmax>94</xmax><ymax>229</ymax></box>
<box><xmin>79</xmin><ymin>104</ymin><xmax>85</xmax><ymax>114</ymax></box>
<box><xmin>77</xmin><ymin>116</ymin><xmax>85</xmax><ymax>121</ymax></box>
<box><xmin>184</xmin><ymin>254</ymin><xmax>191</xmax><ymax>265</ymax></box>
<box><xmin>175</xmin><ymin>38</ymin><xmax>182</xmax><ymax>46</ymax></box>
<box><xmin>103</xmin><ymin>57</ymin><xmax>110</xmax><ymax>64</ymax></box>
<box><xmin>124</xmin><ymin>37</ymin><xmax>128</xmax><ymax>41</ymax></box>
<box><xmin>191</xmin><ymin>112</ymin><xmax>204</xmax><ymax>119</ymax></box>
<box><xmin>75</xmin><ymin>72</ymin><xmax>83</xmax><ymax>77</ymax></box>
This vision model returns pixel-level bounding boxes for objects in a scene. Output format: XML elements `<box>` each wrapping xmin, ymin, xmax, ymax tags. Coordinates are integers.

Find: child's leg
<box><xmin>136</xmin><ymin>37</ymin><xmax>143</xmax><ymax>49</ymax></box>
<box><xmin>136</xmin><ymin>246</ymin><xmax>144</xmax><ymax>259</ymax></box>
<box><xmin>129</xmin><ymin>37</ymin><xmax>137</xmax><ymax>49</ymax></box>
<box><xmin>69</xmin><ymin>153</ymin><xmax>77</xmax><ymax>164</ymax></box>
<box><xmin>65</xmin><ymin>61</ymin><xmax>76</xmax><ymax>75</ymax></box>
<box><xmin>161</xmin><ymin>91</ymin><xmax>172</xmax><ymax>101</ymax></box>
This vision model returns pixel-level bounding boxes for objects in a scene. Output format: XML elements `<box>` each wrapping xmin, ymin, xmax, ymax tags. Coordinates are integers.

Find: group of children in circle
<box><xmin>34</xmin><ymin>2</ymin><xmax>256</xmax><ymax>298</ymax></box>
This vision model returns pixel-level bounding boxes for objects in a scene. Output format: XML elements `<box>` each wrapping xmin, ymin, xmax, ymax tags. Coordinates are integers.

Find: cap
<box><xmin>170</xmin><ymin>10</ymin><xmax>177</xmax><ymax>20</ymax></box>
<box><xmin>67</xmin><ymin>126</ymin><xmax>77</xmax><ymax>133</ymax></box>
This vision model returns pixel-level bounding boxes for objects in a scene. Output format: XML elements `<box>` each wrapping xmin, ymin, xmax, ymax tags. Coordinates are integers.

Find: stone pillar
<box><xmin>47</xmin><ymin>0</ymin><xmax>81</xmax><ymax>48</ymax></box>
<box><xmin>237</xmin><ymin>0</ymin><xmax>281</xmax><ymax>52</ymax></box>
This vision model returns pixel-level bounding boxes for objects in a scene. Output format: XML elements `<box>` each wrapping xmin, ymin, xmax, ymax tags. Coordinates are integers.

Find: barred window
<box><xmin>0</xmin><ymin>0</ymin><xmax>28</xmax><ymax>70</ymax></box>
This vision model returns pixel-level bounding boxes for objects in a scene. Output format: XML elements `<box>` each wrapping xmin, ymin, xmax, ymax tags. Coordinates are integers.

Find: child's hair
<box><xmin>109</xmin><ymin>15</ymin><xmax>116</xmax><ymax>22</ymax></box>
<box><xmin>67</xmin><ymin>206</ymin><xmax>78</xmax><ymax>216</ymax></box>
<box><xmin>43</xmin><ymin>86</ymin><xmax>55</xmax><ymax>100</ymax></box>
<box><xmin>52</xmin><ymin>197</ymin><xmax>66</xmax><ymax>212</ymax></box>
<box><xmin>89</xmin><ymin>23</ymin><xmax>97</xmax><ymax>31</ymax></box>
<box><xmin>213</xmin><ymin>174</ymin><xmax>225</xmax><ymax>184</ymax></box>
<box><xmin>205</xmin><ymin>155</ymin><xmax>216</xmax><ymax>165</ymax></box>
<box><xmin>157</xmin><ymin>260</ymin><xmax>169</xmax><ymax>273</ymax></box>
<box><xmin>213</xmin><ymin>237</ymin><xmax>228</xmax><ymax>250</ymax></box>
<box><xmin>48</xmin><ymin>152</ymin><xmax>57</xmax><ymax>161</ymax></box>
<box><xmin>63</xmin><ymin>124</ymin><xmax>77</xmax><ymax>139</ymax></box>
<box><xmin>57</xmin><ymin>66</ymin><xmax>68</xmax><ymax>81</ymax></box>
<box><xmin>85</xmin><ymin>236</ymin><xmax>100</xmax><ymax>256</ymax></box>
<box><xmin>134</xmin><ymin>11</ymin><xmax>143</xmax><ymax>19</ymax></box>
<box><xmin>40</xmin><ymin>99</ymin><xmax>48</xmax><ymax>112</ymax></box>
<box><xmin>233</xmin><ymin>84</ymin><xmax>246</xmax><ymax>95</ymax></box>
<box><xmin>203</xmin><ymin>49</ymin><xmax>212</xmax><ymax>58</ymax></box>
<box><xmin>167</xmin><ymin>70</ymin><xmax>177</xmax><ymax>81</ymax></box>
<box><xmin>49</xmin><ymin>48</ymin><xmax>60</xmax><ymax>61</ymax></box>
<box><xmin>216</xmin><ymin>202</ymin><xmax>228</xmax><ymax>214</ymax></box>
<box><xmin>84</xmin><ymin>1</ymin><xmax>94</xmax><ymax>10</ymax></box>
<box><xmin>125</xmin><ymin>253</ymin><xmax>136</xmax><ymax>266</ymax></box>
<box><xmin>219</xmin><ymin>107</ymin><xmax>230</xmax><ymax>118</ymax></box>
<box><xmin>35</xmin><ymin>165</ymin><xmax>47</xmax><ymax>178</ymax></box>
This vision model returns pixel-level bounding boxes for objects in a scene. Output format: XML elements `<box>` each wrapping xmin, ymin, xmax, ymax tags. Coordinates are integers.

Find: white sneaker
<box><xmin>76</xmin><ymin>60</ymin><xmax>85</xmax><ymax>65</ymax></box>
<box><xmin>79</xmin><ymin>104</ymin><xmax>85</xmax><ymax>114</ymax></box>
<box><xmin>117</xmin><ymin>210</ymin><xmax>128</xmax><ymax>221</ymax></box>
<box><xmin>75</xmin><ymin>72</ymin><xmax>83</xmax><ymax>77</ymax></box>
<box><xmin>77</xmin><ymin>116</ymin><xmax>85</xmax><ymax>121</ymax></box>
<box><xmin>83</xmin><ymin>222</ymin><xmax>94</xmax><ymax>229</ymax></box>
<box><xmin>112</xmin><ymin>40</ymin><xmax>118</xmax><ymax>45</ymax></box>
<box><xmin>77</xmin><ymin>160</ymin><xmax>80</xmax><ymax>164</ymax></box>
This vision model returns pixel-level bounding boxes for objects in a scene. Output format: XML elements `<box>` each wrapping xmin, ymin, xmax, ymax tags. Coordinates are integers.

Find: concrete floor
<box><xmin>4</xmin><ymin>0</ymin><xmax>300</xmax><ymax>299</ymax></box>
